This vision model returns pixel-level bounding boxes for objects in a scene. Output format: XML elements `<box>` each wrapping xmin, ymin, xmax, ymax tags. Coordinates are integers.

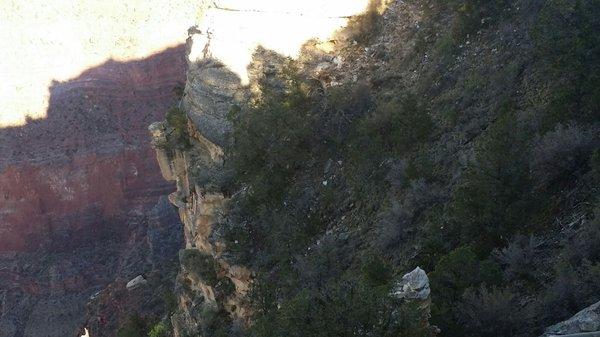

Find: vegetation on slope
<box><xmin>217</xmin><ymin>0</ymin><xmax>600</xmax><ymax>336</ymax></box>
<box><xmin>160</xmin><ymin>0</ymin><xmax>600</xmax><ymax>336</ymax></box>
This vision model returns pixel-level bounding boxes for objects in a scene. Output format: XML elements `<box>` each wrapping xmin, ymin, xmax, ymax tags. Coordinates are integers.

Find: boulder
<box><xmin>126</xmin><ymin>275</ymin><xmax>148</xmax><ymax>290</ymax></box>
<box><xmin>391</xmin><ymin>266</ymin><xmax>430</xmax><ymax>301</ymax></box>
<box><xmin>541</xmin><ymin>300</ymin><xmax>600</xmax><ymax>336</ymax></box>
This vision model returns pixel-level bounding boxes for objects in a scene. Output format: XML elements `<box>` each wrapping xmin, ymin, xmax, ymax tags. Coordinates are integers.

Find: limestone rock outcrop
<box><xmin>541</xmin><ymin>301</ymin><xmax>600</xmax><ymax>337</ymax></box>
<box><xmin>126</xmin><ymin>275</ymin><xmax>148</xmax><ymax>290</ymax></box>
<box><xmin>392</xmin><ymin>267</ymin><xmax>431</xmax><ymax>301</ymax></box>
<box><xmin>150</xmin><ymin>116</ymin><xmax>252</xmax><ymax>336</ymax></box>
<box><xmin>392</xmin><ymin>267</ymin><xmax>438</xmax><ymax>335</ymax></box>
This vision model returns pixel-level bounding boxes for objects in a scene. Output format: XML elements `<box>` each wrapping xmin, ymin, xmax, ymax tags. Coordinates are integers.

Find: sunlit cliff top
<box><xmin>0</xmin><ymin>0</ymin><xmax>371</xmax><ymax>128</ymax></box>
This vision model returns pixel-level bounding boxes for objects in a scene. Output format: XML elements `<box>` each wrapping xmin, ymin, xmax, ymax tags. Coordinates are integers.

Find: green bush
<box><xmin>346</xmin><ymin>93</ymin><xmax>434</xmax><ymax>200</ymax></box>
<box><xmin>494</xmin><ymin>235</ymin><xmax>542</xmax><ymax>283</ymax></box>
<box><xmin>250</xmin><ymin>273</ymin><xmax>432</xmax><ymax>337</ymax></box>
<box><xmin>560</xmin><ymin>206</ymin><xmax>600</xmax><ymax>269</ymax></box>
<box><xmin>541</xmin><ymin>260</ymin><xmax>600</xmax><ymax>325</ymax></box>
<box><xmin>449</xmin><ymin>114</ymin><xmax>536</xmax><ymax>251</ymax></box>
<box><xmin>429</xmin><ymin>246</ymin><xmax>501</xmax><ymax>336</ymax></box>
<box><xmin>591</xmin><ymin>149</ymin><xmax>600</xmax><ymax>183</ymax></box>
<box><xmin>361</xmin><ymin>256</ymin><xmax>393</xmax><ymax>286</ymax></box>
<box><xmin>405</xmin><ymin>146</ymin><xmax>438</xmax><ymax>182</ymax></box>
<box><xmin>417</xmin><ymin>0</ymin><xmax>512</xmax><ymax>44</ymax></box>
<box><xmin>219</xmin><ymin>210</ymin><xmax>254</xmax><ymax>264</ymax></box>
<box><xmin>172</xmin><ymin>84</ymin><xmax>185</xmax><ymax>99</ymax></box>
<box><xmin>162</xmin><ymin>290</ymin><xmax>178</xmax><ymax>315</ymax></box>
<box><xmin>225</xmin><ymin>62</ymin><xmax>367</xmax><ymax>273</ymax></box>
<box><xmin>358</xmin><ymin>93</ymin><xmax>433</xmax><ymax>157</ymax></box>
<box><xmin>346</xmin><ymin>0</ymin><xmax>383</xmax><ymax>44</ymax></box>
<box><xmin>165</xmin><ymin>106</ymin><xmax>191</xmax><ymax>150</ymax></box>
<box><xmin>179</xmin><ymin>249</ymin><xmax>218</xmax><ymax>286</ymax></box>
<box><xmin>454</xmin><ymin>0</ymin><xmax>510</xmax><ymax>37</ymax></box>
<box><xmin>148</xmin><ymin>321</ymin><xmax>169</xmax><ymax>337</ymax></box>
<box><xmin>457</xmin><ymin>287</ymin><xmax>535</xmax><ymax>337</ymax></box>
<box><xmin>215</xmin><ymin>277</ymin><xmax>236</xmax><ymax>297</ymax></box>
<box><xmin>533</xmin><ymin>0</ymin><xmax>600</xmax><ymax>127</ymax></box>
<box><xmin>530</xmin><ymin>123</ymin><xmax>598</xmax><ymax>190</ymax></box>
<box><xmin>117</xmin><ymin>314</ymin><xmax>148</xmax><ymax>337</ymax></box>
<box><xmin>427</xmin><ymin>0</ymin><xmax>511</xmax><ymax>40</ymax></box>
<box><xmin>199</xmin><ymin>307</ymin><xmax>231</xmax><ymax>337</ymax></box>
<box><xmin>228</xmin><ymin>62</ymin><xmax>317</xmax><ymax>207</ymax></box>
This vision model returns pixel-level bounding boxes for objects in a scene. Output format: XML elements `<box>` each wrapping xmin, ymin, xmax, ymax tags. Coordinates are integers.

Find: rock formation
<box><xmin>0</xmin><ymin>46</ymin><xmax>186</xmax><ymax>336</ymax></box>
<box><xmin>392</xmin><ymin>267</ymin><xmax>431</xmax><ymax>301</ymax></box>
<box><xmin>150</xmin><ymin>118</ymin><xmax>252</xmax><ymax>336</ymax></box>
<box><xmin>541</xmin><ymin>301</ymin><xmax>600</xmax><ymax>337</ymax></box>
<box><xmin>149</xmin><ymin>1</ymin><xmax>393</xmax><ymax>335</ymax></box>
<box><xmin>392</xmin><ymin>267</ymin><xmax>439</xmax><ymax>335</ymax></box>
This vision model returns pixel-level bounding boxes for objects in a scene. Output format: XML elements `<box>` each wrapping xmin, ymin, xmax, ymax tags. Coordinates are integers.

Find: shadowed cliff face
<box><xmin>0</xmin><ymin>46</ymin><xmax>185</xmax><ymax>337</ymax></box>
<box><xmin>0</xmin><ymin>45</ymin><xmax>185</xmax><ymax>253</ymax></box>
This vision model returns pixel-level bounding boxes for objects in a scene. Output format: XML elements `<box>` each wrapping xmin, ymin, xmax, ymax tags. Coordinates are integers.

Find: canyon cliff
<box><xmin>2</xmin><ymin>0</ymin><xmax>598</xmax><ymax>336</ymax></box>
<box><xmin>0</xmin><ymin>46</ymin><xmax>186</xmax><ymax>337</ymax></box>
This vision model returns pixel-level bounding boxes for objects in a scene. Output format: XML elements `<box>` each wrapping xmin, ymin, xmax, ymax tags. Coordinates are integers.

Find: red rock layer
<box><xmin>0</xmin><ymin>45</ymin><xmax>186</xmax><ymax>253</ymax></box>
<box><xmin>0</xmin><ymin>45</ymin><xmax>186</xmax><ymax>337</ymax></box>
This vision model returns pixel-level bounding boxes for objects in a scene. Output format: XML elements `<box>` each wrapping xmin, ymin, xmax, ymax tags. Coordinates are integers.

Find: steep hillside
<box><xmin>153</xmin><ymin>0</ymin><xmax>600</xmax><ymax>336</ymax></box>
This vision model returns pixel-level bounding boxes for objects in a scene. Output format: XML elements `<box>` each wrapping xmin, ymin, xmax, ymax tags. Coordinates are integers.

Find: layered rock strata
<box><xmin>0</xmin><ymin>46</ymin><xmax>186</xmax><ymax>337</ymax></box>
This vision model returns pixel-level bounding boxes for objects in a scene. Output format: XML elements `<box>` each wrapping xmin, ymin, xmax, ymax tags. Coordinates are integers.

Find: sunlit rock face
<box><xmin>190</xmin><ymin>0</ymin><xmax>371</xmax><ymax>84</ymax></box>
<box><xmin>0</xmin><ymin>51</ymin><xmax>187</xmax><ymax>336</ymax></box>
<box><xmin>0</xmin><ymin>0</ymin><xmax>200</xmax><ymax>127</ymax></box>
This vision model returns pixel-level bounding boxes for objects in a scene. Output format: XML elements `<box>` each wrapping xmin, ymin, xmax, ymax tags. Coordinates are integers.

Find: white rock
<box><xmin>333</xmin><ymin>56</ymin><xmax>343</xmax><ymax>68</ymax></box>
<box><xmin>315</xmin><ymin>62</ymin><xmax>332</xmax><ymax>74</ymax></box>
<box><xmin>126</xmin><ymin>275</ymin><xmax>148</xmax><ymax>290</ymax></box>
<box><xmin>541</xmin><ymin>300</ymin><xmax>600</xmax><ymax>336</ymax></box>
<box><xmin>391</xmin><ymin>267</ymin><xmax>430</xmax><ymax>300</ymax></box>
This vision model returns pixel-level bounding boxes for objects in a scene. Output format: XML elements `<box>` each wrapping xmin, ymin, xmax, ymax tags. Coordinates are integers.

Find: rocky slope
<box><xmin>150</xmin><ymin>1</ymin><xmax>436</xmax><ymax>336</ymax></box>
<box><xmin>0</xmin><ymin>46</ymin><xmax>186</xmax><ymax>336</ymax></box>
<box><xmin>154</xmin><ymin>0</ymin><xmax>600</xmax><ymax>336</ymax></box>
